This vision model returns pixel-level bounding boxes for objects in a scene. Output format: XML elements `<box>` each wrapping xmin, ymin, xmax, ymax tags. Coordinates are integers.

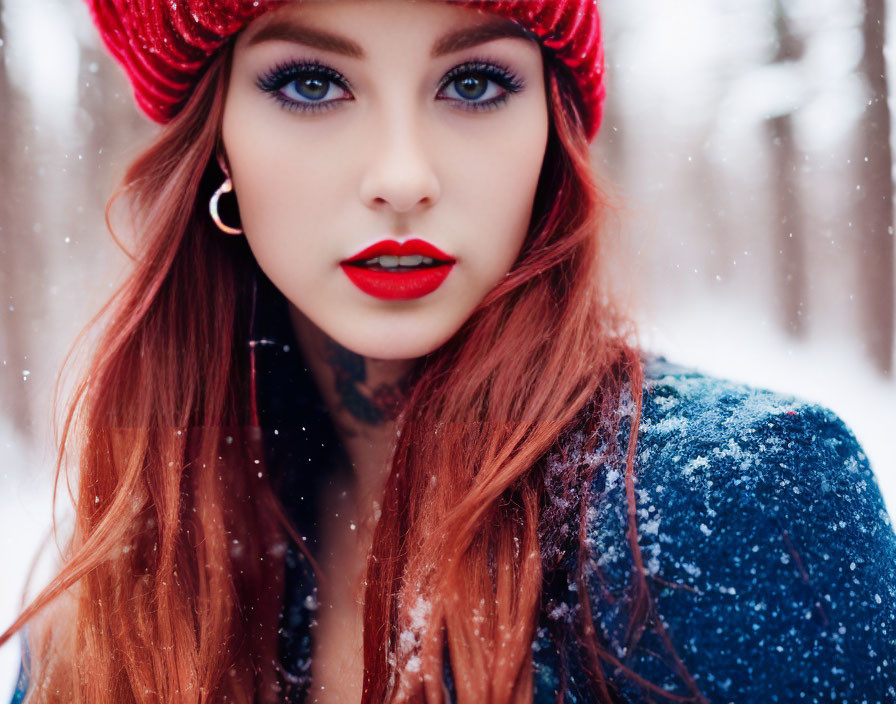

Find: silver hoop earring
<box><xmin>209</xmin><ymin>177</ymin><xmax>243</xmax><ymax>235</ymax></box>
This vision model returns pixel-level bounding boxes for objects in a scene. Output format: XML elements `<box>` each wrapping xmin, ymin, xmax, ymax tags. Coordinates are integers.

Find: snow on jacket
<box><xmin>10</xmin><ymin>298</ymin><xmax>896</xmax><ymax>702</ymax></box>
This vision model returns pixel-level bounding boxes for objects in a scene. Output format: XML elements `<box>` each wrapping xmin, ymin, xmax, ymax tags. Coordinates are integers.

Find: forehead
<box><xmin>240</xmin><ymin>0</ymin><xmax>539</xmax><ymax>57</ymax></box>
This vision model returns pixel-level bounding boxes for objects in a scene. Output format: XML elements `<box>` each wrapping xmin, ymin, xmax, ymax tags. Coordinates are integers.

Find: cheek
<box><xmin>228</xmin><ymin>138</ymin><xmax>318</xmax><ymax>233</ymax></box>
<box><xmin>224</xmin><ymin>122</ymin><xmax>342</xmax><ymax>274</ymax></box>
<box><xmin>234</xmin><ymin>170</ymin><xmax>324</xmax><ymax>283</ymax></box>
<box><xmin>460</xmin><ymin>131</ymin><xmax>547</xmax><ymax>279</ymax></box>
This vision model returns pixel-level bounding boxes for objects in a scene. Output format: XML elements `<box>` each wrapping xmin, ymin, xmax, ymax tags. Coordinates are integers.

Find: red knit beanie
<box><xmin>85</xmin><ymin>0</ymin><xmax>606</xmax><ymax>141</ymax></box>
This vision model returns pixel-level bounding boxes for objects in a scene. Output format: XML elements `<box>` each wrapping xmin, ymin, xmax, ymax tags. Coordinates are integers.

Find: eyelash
<box><xmin>255</xmin><ymin>57</ymin><xmax>526</xmax><ymax>114</ymax></box>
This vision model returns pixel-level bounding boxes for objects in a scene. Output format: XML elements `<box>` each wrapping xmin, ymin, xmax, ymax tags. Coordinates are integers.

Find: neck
<box><xmin>286</xmin><ymin>305</ymin><xmax>415</xmax><ymax>523</ymax></box>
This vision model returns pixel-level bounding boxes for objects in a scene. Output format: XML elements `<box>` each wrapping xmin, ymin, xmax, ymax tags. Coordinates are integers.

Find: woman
<box><xmin>3</xmin><ymin>1</ymin><xmax>895</xmax><ymax>702</ymax></box>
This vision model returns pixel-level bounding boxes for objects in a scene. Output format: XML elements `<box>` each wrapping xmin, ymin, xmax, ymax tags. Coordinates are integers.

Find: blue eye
<box><xmin>438</xmin><ymin>60</ymin><xmax>525</xmax><ymax>112</ymax></box>
<box><xmin>256</xmin><ymin>59</ymin><xmax>525</xmax><ymax>114</ymax></box>
<box><xmin>256</xmin><ymin>60</ymin><xmax>352</xmax><ymax>114</ymax></box>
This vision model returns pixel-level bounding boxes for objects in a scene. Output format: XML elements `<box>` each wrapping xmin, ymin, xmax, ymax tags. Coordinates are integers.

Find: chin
<box><xmin>333</xmin><ymin>324</ymin><xmax>457</xmax><ymax>361</ymax></box>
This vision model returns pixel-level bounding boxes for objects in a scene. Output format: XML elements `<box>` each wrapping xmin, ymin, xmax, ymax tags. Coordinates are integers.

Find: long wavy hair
<box><xmin>0</xmin><ymin>31</ymin><xmax>704</xmax><ymax>704</ymax></box>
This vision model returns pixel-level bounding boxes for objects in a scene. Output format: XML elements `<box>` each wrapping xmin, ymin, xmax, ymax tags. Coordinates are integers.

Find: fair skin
<box><xmin>222</xmin><ymin>0</ymin><xmax>548</xmax><ymax>700</ymax></box>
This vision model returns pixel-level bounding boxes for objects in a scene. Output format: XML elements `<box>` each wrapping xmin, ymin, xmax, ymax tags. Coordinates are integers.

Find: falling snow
<box><xmin>9</xmin><ymin>347</ymin><xmax>895</xmax><ymax>703</ymax></box>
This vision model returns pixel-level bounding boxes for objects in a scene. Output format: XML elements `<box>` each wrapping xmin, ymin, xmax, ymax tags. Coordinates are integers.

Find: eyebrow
<box><xmin>245</xmin><ymin>16</ymin><xmax>537</xmax><ymax>59</ymax></box>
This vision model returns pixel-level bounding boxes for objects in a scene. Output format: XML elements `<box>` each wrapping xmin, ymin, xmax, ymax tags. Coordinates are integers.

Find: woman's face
<box><xmin>223</xmin><ymin>0</ymin><xmax>548</xmax><ymax>360</ymax></box>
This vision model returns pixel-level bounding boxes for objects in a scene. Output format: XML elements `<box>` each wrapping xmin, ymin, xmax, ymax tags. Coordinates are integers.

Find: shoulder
<box><xmin>8</xmin><ymin>583</ymin><xmax>78</xmax><ymax>703</ymax></box>
<box><xmin>629</xmin><ymin>353</ymin><xmax>883</xmax><ymax>515</ymax></box>
<box><xmin>10</xmin><ymin>645</ymin><xmax>28</xmax><ymax>704</ymax></box>
<box><xmin>629</xmin><ymin>354</ymin><xmax>888</xmax><ymax>542</ymax></box>
<box><xmin>567</xmin><ymin>354</ymin><xmax>896</xmax><ymax>701</ymax></box>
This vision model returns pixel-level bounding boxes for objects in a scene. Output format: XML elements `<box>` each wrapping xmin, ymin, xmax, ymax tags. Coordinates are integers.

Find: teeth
<box><xmin>361</xmin><ymin>254</ymin><xmax>437</xmax><ymax>267</ymax></box>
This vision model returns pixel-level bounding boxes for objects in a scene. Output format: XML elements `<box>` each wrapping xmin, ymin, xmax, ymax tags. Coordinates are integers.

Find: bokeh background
<box><xmin>1</xmin><ymin>0</ymin><xmax>894</xmax><ymax>696</ymax></box>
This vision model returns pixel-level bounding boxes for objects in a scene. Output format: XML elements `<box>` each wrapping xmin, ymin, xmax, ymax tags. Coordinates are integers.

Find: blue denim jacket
<box><xmin>10</xmin><ymin>350</ymin><xmax>896</xmax><ymax>702</ymax></box>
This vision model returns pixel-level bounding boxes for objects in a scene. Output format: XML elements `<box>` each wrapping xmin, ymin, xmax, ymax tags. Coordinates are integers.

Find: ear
<box><xmin>215</xmin><ymin>139</ymin><xmax>233</xmax><ymax>178</ymax></box>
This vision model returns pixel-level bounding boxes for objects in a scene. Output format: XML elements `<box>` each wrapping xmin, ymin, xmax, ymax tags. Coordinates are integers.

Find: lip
<box><xmin>342</xmin><ymin>238</ymin><xmax>455</xmax><ymax>264</ymax></box>
<box><xmin>340</xmin><ymin>237</ymin><xmax>456</xmax><ymax>301</ymax></box>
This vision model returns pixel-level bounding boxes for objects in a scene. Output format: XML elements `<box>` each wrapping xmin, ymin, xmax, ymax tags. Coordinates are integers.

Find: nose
<box><xmin>358</xmin><ymin>115</ymin><xmax>441</xmax><ymax>215</ymax></box>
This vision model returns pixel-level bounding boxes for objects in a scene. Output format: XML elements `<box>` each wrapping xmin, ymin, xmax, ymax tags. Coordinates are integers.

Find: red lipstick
<box><xmin>340</xmin><ymin>238</ymin><xmax>456</xmax><ymax>301</ymax></box>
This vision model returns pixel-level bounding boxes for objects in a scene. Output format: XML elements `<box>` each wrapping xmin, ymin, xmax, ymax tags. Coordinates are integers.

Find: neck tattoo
<box><xmin>323</xmin><ymin>338</ymin><xmax>412</xmax><ymax>425</ymax></box>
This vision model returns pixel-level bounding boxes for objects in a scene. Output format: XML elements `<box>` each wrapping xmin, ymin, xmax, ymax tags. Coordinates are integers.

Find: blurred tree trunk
<box><xmin>0</xmin><ymin>0</ymin><xmax>36</xmax><ymax>439</ymax></box>
<box><xmin>0</xmin><ymin>0</ymin><xmax>8</xmax><ymax>243</ymax></box>
<box><xmin>857</xmin><ymin>0</ymin><xmax>894</xmax><ymax>376</ymax></box>
<box><xmin>767</xmin><ymin>1</ymin><xmax>808</xmax><ymax>339</ymax></box>
<box><xmin>595</xmin><ymin>64</ymin><xmax>625</xmax><ymax>180</ymax></box>
<box><xmin>692</xmin><ymin>126</ymin><xmax>730</xmax><ymax>291</ymax></box>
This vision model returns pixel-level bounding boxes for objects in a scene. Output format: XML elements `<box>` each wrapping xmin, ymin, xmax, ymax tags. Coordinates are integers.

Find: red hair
<box><xmin>0</xmin><ymin>44</ymin><xmax>703</xmax><ymax>704</ymax></box>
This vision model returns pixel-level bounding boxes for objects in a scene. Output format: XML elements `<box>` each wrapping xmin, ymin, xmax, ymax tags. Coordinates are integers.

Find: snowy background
<box><xmin>1</xmin><ymin>0</ymin><xmax>895</xmax><ymax>697</ymax></box>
